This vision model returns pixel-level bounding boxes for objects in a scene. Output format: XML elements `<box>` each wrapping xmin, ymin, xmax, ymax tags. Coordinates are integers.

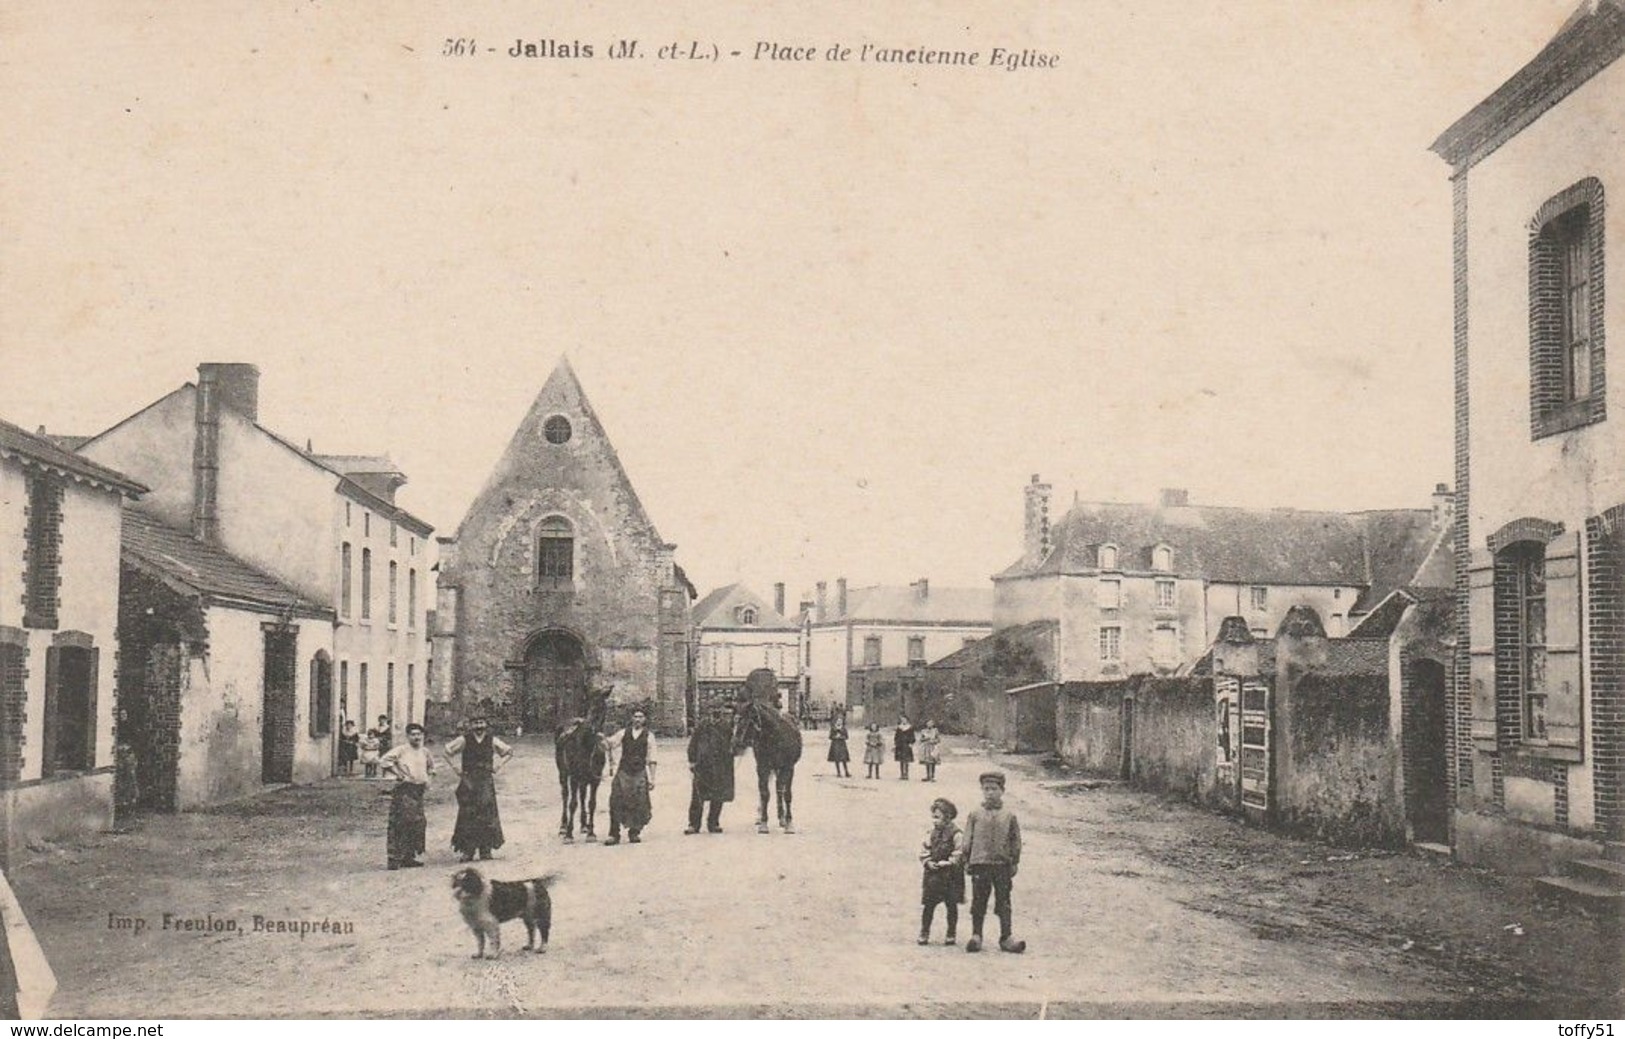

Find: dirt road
<box><xmin>10</xmin><ymin>736</ymin><xmax>1621</xmax><ymax>1018</ymax></box>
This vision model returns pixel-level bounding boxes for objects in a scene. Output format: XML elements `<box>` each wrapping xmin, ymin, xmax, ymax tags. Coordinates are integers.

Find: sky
<box><xmin>0</xmin><ymin>1</ymin><xmax>1583</xmax><ymax>606</ymax></box>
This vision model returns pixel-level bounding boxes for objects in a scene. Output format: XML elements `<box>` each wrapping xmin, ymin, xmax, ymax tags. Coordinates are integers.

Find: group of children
<box><xmin>828</xmin><ymin>714</ymin><xmax>943</xmax><ymax>781</ymax></box>
<box><xmin>337</xmin><ymin>715</ymin><xmax>398</xmax><ymax>778</ymax></box>
<box><xmin>916</xmin><ymin>770</ymin><xmax>1026</xmax><ymax>954</ymax></box>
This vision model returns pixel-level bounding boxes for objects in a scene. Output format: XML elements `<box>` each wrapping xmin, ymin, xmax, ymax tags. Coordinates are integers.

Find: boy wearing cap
<box><xmin>960</xmin><ymin>771</ymin><xmax>1026</xmax><ymax>953</ymax></box>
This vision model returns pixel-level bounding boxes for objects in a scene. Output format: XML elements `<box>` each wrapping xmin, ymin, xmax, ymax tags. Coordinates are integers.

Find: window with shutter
<box><xmin>1542</xmin><ymin>533</ymin><xmax>1584</xmax><ymax>754</ymax></box>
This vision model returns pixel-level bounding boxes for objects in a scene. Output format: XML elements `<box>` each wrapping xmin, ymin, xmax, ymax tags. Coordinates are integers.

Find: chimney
<box><xmin>774</xmin><ymin>582</ymin><xmax>786</xmax><ymax>617</ymax></box>
<box><xmin>198</xmin><ymin>363</ymin><xmax>260</xmax><ymax>422</ymax></box>
<box><xmin>1159</xmin><ymin>488</ymin><xmax>1189</xmax><ymax>508</ymax></box>
<box><xmin>192</xmin><ymin>363</ymin><xmax>261</xmax><ymax>543</ymax></box>
<box><xmin>836</xmin><ymin>577</ymin><xmax>848</xmax><ymax>618</ymax></box>
<box><xmin>1023</xmin><ymin>474</ymin><xmax>1052</xmax><ymax>564</ymax></box>
<box><xmin>798</xmin><ymin>597</ymin><xmax>815</xmax><ymax>620</ymax></box>
<box><xmin>913</xmin><ymin>578</ymin><xmax>930</xmax><ymax>601</ymax></box>
<box><xmin>816</xmin><ymin>581</ymin><xmax>828</xmax><ymax>622</ymax></box>
<box><xmin>1432</xmin><ymin>482</ymin><xmax>1454</xmax><ymax>531</ymax></box>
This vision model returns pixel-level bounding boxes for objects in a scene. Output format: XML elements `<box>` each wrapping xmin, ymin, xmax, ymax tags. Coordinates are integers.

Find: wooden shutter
<box><xmin>1467</xmin><ymin>559</ymin><xmax>1497</xmax><ymax>748</ymax></box>
<box><xmin>41</xmin><ymin>646</ymin><xmax>59</xmax><ymax>775</ymax></box>
<box><xmin>1544</xmin><ymin>532</ymin><xmax>1584</xmax><ymax>752</ymax></box>
<box><xmin>84</xmin><ymin>647</ymin><xmax>100</xmax><ymax>769</ymax></box>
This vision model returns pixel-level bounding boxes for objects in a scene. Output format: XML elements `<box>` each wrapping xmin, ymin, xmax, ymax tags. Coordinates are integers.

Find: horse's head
<box><xmin>731</xmin><ymin>700</ymin><xmax>760</xmax><ymax>753</ymax></box>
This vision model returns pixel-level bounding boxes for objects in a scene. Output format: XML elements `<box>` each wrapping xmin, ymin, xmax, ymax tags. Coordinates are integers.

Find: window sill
<box><xmin>1507</xmin><ymin>741</ymin><xmax>1583</xmax><ymax>764</ymax></box>
<box><xmin>1534</xmin><ymin>398</ymin><xmax>1605</xmax><ymax>439</ymax></box>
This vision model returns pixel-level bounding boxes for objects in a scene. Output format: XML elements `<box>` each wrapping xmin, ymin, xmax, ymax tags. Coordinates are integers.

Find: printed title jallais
<box><xmin>505</xmin><ymin>38</ymin><xmax>1059</xmax><ymax>70</ymax></box>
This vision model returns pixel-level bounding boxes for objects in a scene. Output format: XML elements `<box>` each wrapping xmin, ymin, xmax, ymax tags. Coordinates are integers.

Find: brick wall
<box><xmin>0</xmin><ymin>628</ymin><xmax>28</xmax><ymax>783</ymax></box>
<box><xmin>1527</xmin><ymin>179</ymin><xmax>1607</xmax><ymax>438</ymax></box>
<box><xmin>22</xmin><ymin>473</ymin><xmax>64</xmax><ymax>630</ymax></box>
<box><xmin>1589</xmin><ymin>506</ymin><xmax>1624</xmax><ymax>839</ymax></box>
<box><xmin>1451</xmin><ymin>172</ymin><xmax>1473</xmax><ymax>811</ymax></box>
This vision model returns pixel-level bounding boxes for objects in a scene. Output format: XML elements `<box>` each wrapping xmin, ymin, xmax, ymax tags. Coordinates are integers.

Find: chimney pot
<box><xmin>773</xmin><ymin>582</ymin><xmax>786</xmax><ymax>617</ymax></box>
<box><xmin>816</xmin><ymin>581</ymin><xmax>828</xmax><ymax>622</ymax></box>
<box><xmin>836</xmin><ymin>577</ymin><xmax>848</xmax><ymax>618</ymax></box>
<box><xmin>198</xmin><ymin>363</ymin><xmax>261</xmax><ymax>422</ymax></box>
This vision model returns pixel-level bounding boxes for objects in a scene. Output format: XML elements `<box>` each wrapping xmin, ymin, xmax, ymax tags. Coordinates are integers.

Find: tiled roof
<box><xmin>928</xmin><ymin>619</ymin><xmax>1056</xmax><ymax>671</ymax></box>
<box><xmin>310</xmin><ymin>454</ymin><xmax>401</xmax><ymax>475</ymax></box>
<box><xmin>1193</xmin><ymin>634</ymin><xmax>1383</xmax><ymax>677</ymax></box>
<box><xmin>693</xmin><ymin>582</ymin><xmax>795</xmax><ymax>631</ymax></box>
<box><xmin>0</xmin><ymin>417</ymin><xmax>147</xmax><ymax>496</ymax></box>
<box><xmin>822</xmin><ymin>585</ymin><xmax>993</xmax><ymax>626</ymax></box>
<box><xmin>123</xmin><ymin>510</ymin><xmax>331</xmax><ymax>618</ymax></box>
<box><xmin>997</xmin><ymin>498</ymin><xmax>1437</xmax><ymax>596</ymax></box>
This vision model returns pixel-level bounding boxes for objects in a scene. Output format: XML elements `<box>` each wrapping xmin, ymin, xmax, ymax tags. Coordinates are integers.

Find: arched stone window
<box><xmin>537</xmin><ymin>516</ymin><xmax>574</xmax><ymax>583</ymax></box>
<box><xmin>1098</xmin><ymin>544</ymin><xmax>1118</xmax><ymax>570</ymax></box>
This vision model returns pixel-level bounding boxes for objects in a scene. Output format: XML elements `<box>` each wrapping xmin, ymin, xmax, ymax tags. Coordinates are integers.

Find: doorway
<box><xmin>521</xmin><ymin>630</ymin><xmax>590</xmax><ymax>733</ymax></box>
<box><xmin>262</xmin><ymin>629</ymin><xmax>297</xmax><ymax>784</ymax></box>
<box><xmin>1405</xmin><ymin>658</ymin><xmax>1450</xmax><ymax>844</ymax></box>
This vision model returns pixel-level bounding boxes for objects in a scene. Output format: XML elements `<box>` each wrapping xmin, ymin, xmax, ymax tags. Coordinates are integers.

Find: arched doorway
<box><xmin>1404</xmin><ymin>658</ymin><xmax>1449</xmax><ymax>844</ymax></box>
<box><xmin>521</xmin><ymin>630</ymin><xmax>591</xmax><ymax>734</ymax></box>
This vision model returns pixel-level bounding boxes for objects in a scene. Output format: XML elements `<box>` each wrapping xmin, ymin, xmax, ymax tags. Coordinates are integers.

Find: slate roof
<box><xmin>693</xmin><ymin>582</ymin><xmax>796</xmax><ymax>631</ymax></box>
<box><xmin>819</xmin><ymin>585</ymin><xmax>993</xmax><ymax>626</ymax></box>
<box><xmin>1349</xmin><ymin>511</ymin><xmax>1448</xmax><ymax>613</ymax></box>
<box><xmin>122</xmin><ymin>510</ymin><xmax>332</xmax><ymax>618</ymax></box>
<box><xmin>996</xmin><ymin>498</ymin><xmax>1439</xmax><ymax>602</ymax></box>
<box><xmin>0</xmin><ymin>417</ymin><xmax>147</xmax><ymax>496</ymax></box>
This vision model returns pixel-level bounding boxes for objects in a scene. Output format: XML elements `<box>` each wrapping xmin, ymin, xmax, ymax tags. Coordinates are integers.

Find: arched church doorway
<box><xmin>521</xmin><ymin>630</ymin><xmax>591</xmax><ymax>734</ymax></box>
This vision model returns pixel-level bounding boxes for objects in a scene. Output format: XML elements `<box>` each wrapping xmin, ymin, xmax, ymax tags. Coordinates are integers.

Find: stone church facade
<box><xmin>431</xmin><ymin>359</ymin><xmax>695</xmax><ymax>734</ymax></box>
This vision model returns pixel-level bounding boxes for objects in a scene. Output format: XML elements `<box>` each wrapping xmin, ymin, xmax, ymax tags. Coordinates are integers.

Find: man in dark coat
<box><xmin>685</xmin><ymin>703</ymin><xmax>736</xmax><ymax>834</ymax></box>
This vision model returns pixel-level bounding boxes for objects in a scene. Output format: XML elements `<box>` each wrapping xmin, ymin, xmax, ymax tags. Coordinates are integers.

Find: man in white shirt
<box><xmin>379</xmin><ymin>723</ymin><xmax>435</xmax><ymax>870</ymax></box>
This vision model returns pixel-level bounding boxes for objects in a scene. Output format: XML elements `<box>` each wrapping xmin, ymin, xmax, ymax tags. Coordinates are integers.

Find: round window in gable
<box><xmin>543</xmin><ymin>415</ymin><xmax>573</xmax><ymax>445</ymax></box>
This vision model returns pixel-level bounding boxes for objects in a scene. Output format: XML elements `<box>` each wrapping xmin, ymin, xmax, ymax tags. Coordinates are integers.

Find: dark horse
<box><xmin>555</xmin><ymin>685</ymin><xmax>610</xmax><ymax>842</ymax></box>
<box><xmin>732</xmin><ymin>696</ymin><xmax>803</xmax><ymax>834</ymax></box>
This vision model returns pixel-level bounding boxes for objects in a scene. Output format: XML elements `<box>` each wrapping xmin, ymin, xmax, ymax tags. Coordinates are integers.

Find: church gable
<box><xmin>453</xmin><ymin>358</ymin><xmax>669</xmax><ymax>576</ymax></box>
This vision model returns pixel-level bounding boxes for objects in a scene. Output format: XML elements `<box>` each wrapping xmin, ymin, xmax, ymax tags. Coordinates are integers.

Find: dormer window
<box><xmin>1152</xmin><ymin>545</ymin><xmax>1173</xmax><ymax>572</ymax></box>
<box><xmin>1098</xmin><ymin>544</ymin><xmax>1118</xmax><ymax>570</ymax></box>
<box><xmin>537</xmin><ymin>515</ymin><xmax>574</xmax><ymax>583</ymax></box>
<box><xmin>736</xmin><ymin>605</ymin><xmax>757</xmax><ymax>626</ymax></box>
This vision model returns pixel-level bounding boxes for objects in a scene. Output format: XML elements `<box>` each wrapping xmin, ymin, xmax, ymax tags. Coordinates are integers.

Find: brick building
<box><xmin>1431</xmin><ymin>1</ymin><xmax>1625</xmax><ymax>873</ymax></box>
<box><xmin>0</xmin><ymin>418</ymin><xmax>145</xmax><ymax>852</ymax></box>
<box><xmin>79</xmin><ymin>363</ymin><xmax>433</xmax><ymax>793</ymax></box>
<box><xmin>431</xmin><ymin>359</ymin><xmax>695</xmax><ymax>733</ymax></box>
<box><xmin>994</xmin><ymin>477</ymin><xmax>1447</xmax><ymax>683</ymax></box>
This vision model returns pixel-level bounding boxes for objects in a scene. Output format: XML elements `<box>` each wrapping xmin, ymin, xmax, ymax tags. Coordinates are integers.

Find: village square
<box><xmin>1</xmin><ymin>0</ymin><xmax>1624</xmax><ymax>1023</ymax></box>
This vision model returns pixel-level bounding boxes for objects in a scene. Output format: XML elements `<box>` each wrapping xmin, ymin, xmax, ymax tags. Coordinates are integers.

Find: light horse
<box><xmin>732</xmin><ymin>684</ymin><xmax>803</xmax><ymax>834</ymax></box>
<box><xmin>555</xmin><ymin>685</ymin><xmax>610</xmax><ymax>842</ymax></box>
